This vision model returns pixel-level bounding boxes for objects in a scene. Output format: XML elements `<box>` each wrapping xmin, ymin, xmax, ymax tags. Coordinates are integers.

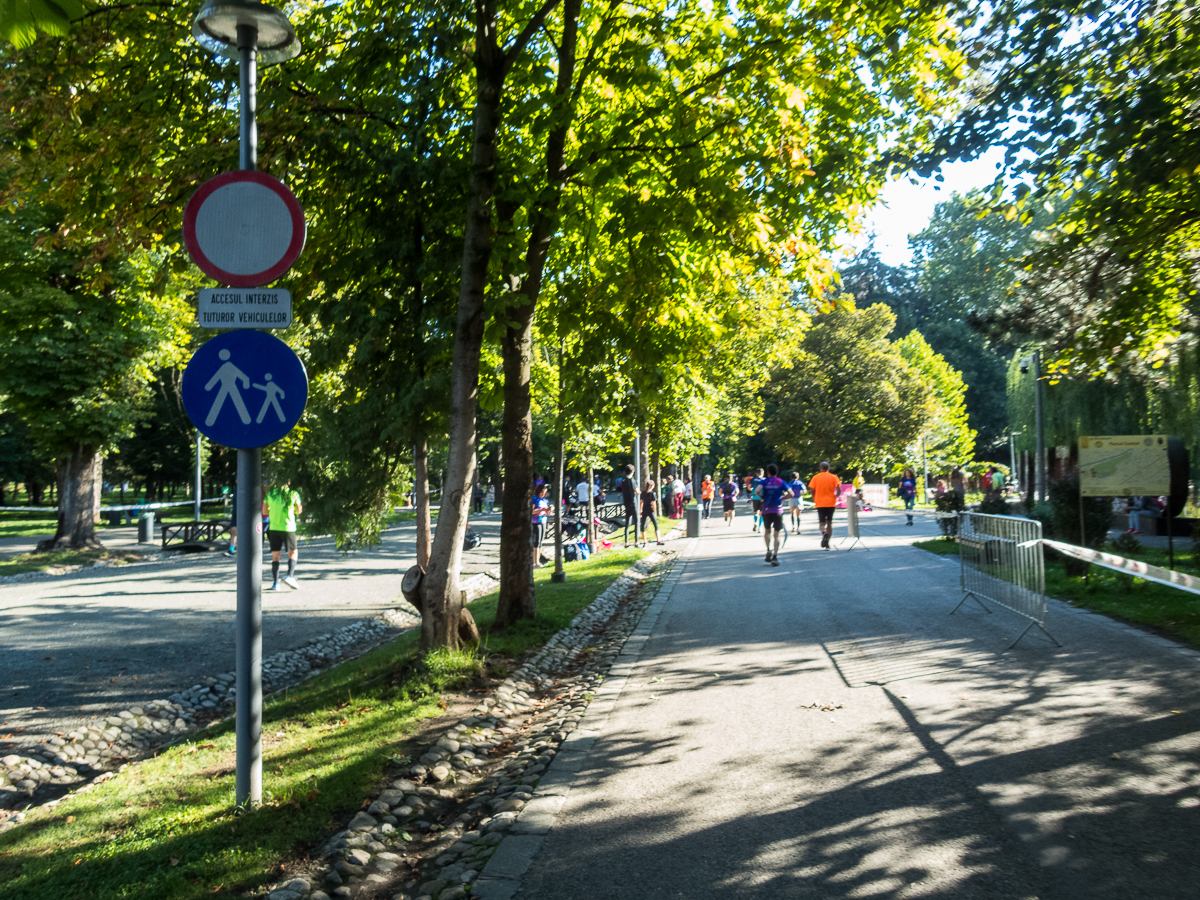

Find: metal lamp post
<box><xmin>1009</xmin><ymin>430</ymin><xmax>1023</xmax><ymax>492</ymax></box>
<box><xmin>191</xmin><ymin>0</ymin><xmax>299</xmax><ymax>808</ymax></box>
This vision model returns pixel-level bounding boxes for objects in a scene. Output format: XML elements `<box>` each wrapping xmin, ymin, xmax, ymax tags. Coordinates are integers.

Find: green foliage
<box><xmin>1046</xmin><ymin>474</ymin><xmax>1115</xmax><ymax>576</ymax></box>
<box><xmin>765</xmin><ymin>301</ymin><xmax>932</xmax><ymax>470</ymax></box>
<box><xmin>978</xmin><ymin>491</ymin><xmax>1009</xmax><ymax>515</ymax></box>
<box><xmin>895</xmin><ymin>330</ymin><xmax>976</xmax><ymax>469</ymax></box>
<box><xmin>0</xmin><ymin>201</ymin><xmax>193</xmax><ymax>458</ymax></box>
<box><xmin>0</xmin><ymin>0</ymin><xmax>82</xmax><ymax>48</ymax></box>
<box><xmin>934</xmin><ymin>489</ymin><xmax>964</xmax><ymax>537</ymax></box>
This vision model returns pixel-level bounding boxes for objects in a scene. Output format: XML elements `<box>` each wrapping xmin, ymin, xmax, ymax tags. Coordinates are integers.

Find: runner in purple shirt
<box><xmin>753</xmin><ymin>463</ymin><xmax>793</xmax><ymax>566</ymax></box>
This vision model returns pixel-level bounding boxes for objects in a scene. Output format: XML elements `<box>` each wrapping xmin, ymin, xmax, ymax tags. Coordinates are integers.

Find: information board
<box><xmin>1078</xmin><ymin>435</ymin><xmax>1170</xmax><ymax>497</ymax></box>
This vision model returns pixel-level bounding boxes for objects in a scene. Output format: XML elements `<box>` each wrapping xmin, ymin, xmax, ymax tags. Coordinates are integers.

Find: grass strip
<box><xmin>0</xmin><ymin>546</ymin><xmax>647</xmax><ymax>900</ymax></box>
<box><xmin>0</xmin><ymin>549</ymin><xmax>148</xmax><ymax>578</ymax></box>
<box><xmin>913</xmin><ymin>537</ymin><xmax>1200</xmax><ymax>647</ymax></box>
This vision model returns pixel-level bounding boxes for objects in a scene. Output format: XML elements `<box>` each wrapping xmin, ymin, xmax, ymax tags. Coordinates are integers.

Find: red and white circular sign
<box><xmin>183</xmin><ymin>171</ymin><xmax>306</xmax><ymax>287</ymax></box>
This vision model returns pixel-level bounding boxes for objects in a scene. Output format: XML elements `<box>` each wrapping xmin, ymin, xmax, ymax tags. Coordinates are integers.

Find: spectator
<box><xmin>671</xmin><ymin>472</ymin><xmax>686</xmax><ymax>518</ymax></box>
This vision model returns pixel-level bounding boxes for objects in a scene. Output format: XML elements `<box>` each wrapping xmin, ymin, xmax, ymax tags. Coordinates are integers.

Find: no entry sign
<box><xmin>183</xmin><ymin>171</ymin><xmax>306</xmax><ymax>287</ymax></box>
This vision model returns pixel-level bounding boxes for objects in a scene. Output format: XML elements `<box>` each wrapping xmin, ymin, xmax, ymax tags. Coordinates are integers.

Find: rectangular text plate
<box><xmin>198</xmin><ymin>288</ymin><xmax>292</xmax><ymax>329</ymax></box>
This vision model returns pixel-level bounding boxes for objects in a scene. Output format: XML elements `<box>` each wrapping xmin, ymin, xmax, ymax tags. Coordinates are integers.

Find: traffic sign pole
<box><xmin>235</xmin><ymin>21</ymin><xmax>262</xmax><ymax>808</ymax></box>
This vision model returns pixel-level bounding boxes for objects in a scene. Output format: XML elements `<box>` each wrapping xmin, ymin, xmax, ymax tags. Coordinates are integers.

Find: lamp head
<box><xmin>193</xmin><ymin>0</ymin><xmax>300</xmax><ymax>65</ymax></box>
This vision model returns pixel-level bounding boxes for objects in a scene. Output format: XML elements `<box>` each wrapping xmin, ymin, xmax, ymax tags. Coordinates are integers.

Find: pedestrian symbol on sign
<box><xmin>182</xmin><ymin>331</ymin><xmax>308</xmax><ymax>449</ymax></box>
<box><xmin>204</xmin><ymin>349</ymin><xmax>253</xmax><ymax>426</ymax></box>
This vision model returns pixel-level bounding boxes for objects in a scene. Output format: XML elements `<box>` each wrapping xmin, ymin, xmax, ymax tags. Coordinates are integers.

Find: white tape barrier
<box><xmin>0</xmin><ymin>496</ymin><xmax>227</xmax><ymax>514</ymax></box>
<box><xmin>1042</xmin><ymin>538</ymin><xmax>1200</xmax><ymax>598</ymax></box>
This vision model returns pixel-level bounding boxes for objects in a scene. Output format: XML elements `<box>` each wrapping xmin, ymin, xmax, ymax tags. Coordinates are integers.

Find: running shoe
<box><xmin>224</xmin><ymin>546</ymin><xmax>235</xmax><ymax>557</ymax></box>
<box><xmin>283</xmin><ymin>575</ymin><xmax>299</xmax><ymax>590</ymax></box>
<box><xmin>765</xmin><ymin>551</ymin><xmax>773</xmax><ymax>562</ymax></box>
<box><xmin>771</xmin><ymin>556</ymin><xmax>780</xmax><ymax>567</ymax></box>
<box><xmin>267</xmin><ymin>581</ymin><xmax>281</xmax><ymax>591</ymax></box>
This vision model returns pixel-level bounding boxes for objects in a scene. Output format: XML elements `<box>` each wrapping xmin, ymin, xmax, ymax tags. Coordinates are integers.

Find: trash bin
<box><xmin>137</xmin><ymin>513</ymin><xmax>155</xmax><ymax>544</ymax></box>
<box><xmin>686</xmin><ymin>505</ymin><xmax>701</xmax><ymax>538</ymax></box>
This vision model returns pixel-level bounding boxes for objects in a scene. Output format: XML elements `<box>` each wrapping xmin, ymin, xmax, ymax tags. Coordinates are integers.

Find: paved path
<box><xmin>502</xmin><ymin>507</ymin><xmax>1200</xmax><ymax>899</ymax></box>
<box><xmin>0</xmin><ymin>515</ymin><xmax>503</xmax><ymax>750</ymax></box>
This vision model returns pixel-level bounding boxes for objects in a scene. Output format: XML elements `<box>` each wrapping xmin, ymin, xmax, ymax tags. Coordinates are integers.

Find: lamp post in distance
<box><xmin>1019</xmin><ymin>351</ymin><xmax>1045</xmax><ymax>503</ymax></box>
<box><xmin>190</xmin><ymin>0</ymin><xmax>300</xmax><ymax>809</ymax></box>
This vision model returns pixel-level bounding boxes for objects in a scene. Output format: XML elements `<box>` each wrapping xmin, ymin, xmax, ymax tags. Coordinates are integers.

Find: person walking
<box><xmin>809</xmin><ymin>462</ymin><xmax>840</xmax><ymax>550</ymax></box>
<box><xmin>640</xmin><ymin>479</ymin><xmax>663</xmax><ymax>546</ymax></box>
<box><xmin>263</xmin><ymin>480</ymin><xmax>302</xmax><ymax>589</ymax></box>
<box><xmin>671</xmin><ymin>472</ymin><xmax>686</xmax><ymax>518</ymax></box>
<box><xmin>720</xmin><ymin>473</ymin><xmax>739</xmax><ymax>525</ymax></box>
<box><xmin>619</xmin><ymin>464</ymin><xmax>639</xmax><ymax>547</ymax></box>
<box><xmin>898</xmin><ymin>467</ymin><xmax>918</xmax><ymax>526</ymax></box>
<box><xmin>700</xmin><ymin>475</ymin><xmax>716</xmax><ymax>519</ymax></box>
<box><xmin>754</xmin><ymin>464</ymin><xmax>793</xmax><ymax>566</ymax></box>
<box><xmin>484</xmin><ymin>480</ymin><xmax>495</xmax><ymax>514</ymax></box>
<box><xmin>531</xmin><ymin>484</ymin><xmax>551</xmax><ymax>567</ymax></box>
<box><xmin>787</xmin><ymin>470</ymin><xmax>806</xmax><ymax>533</ymax></box>
<box><xmin>897</xmin><ymin>467</ymin><xmax>919</xmax><ymax>525</ymax></box>
<box><xmin>575</xmin><ymin>476</ymin><xmax>591</xmax><ymax>518</ymax></box>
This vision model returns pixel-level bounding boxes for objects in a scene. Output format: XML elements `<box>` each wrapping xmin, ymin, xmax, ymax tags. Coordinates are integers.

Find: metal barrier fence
<box><xmin>953</xmin><ymin>511</ymin><xmax>1060</xmax><ymax>649</ymax></box>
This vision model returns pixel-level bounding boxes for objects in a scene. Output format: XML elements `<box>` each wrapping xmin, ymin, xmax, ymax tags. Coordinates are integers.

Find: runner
<box><xmin>720</xmin><ymin>474</ymin><xmax>739</xmax><ymax>525</ymax></box>
<box><xmin>749</xmin><ymin>467</ymin><xmax>765</xmax><ymax>532</ymax></box>
<box><xmin>787</xmin><ymin>470</ymin><xmax>806</xmax><ymax>533</ymax></box>
<box><xmin>639</xmin><ymin>479</ymin><xmax>663</xmax><ymax>547</ymax></box>
<box><xmin>809</xmin><ymin>461</ymin><xmax>841</xmax><ymax>551</ymax></box>
<box><xmin>753</xmin><ymin>464</ymin><xmax>793</xmax><ymax>566</ymax></box>
<box><xmin>700</xmin><ymin>474</ymin><xmax>716</xmax><ymax>519</ymax></box>
<box><xmin>263</xmin><ymin>479</ymin><xmax>302</xmax><ymax>589</ymax></box>
<box><xmin>899</xmin><ymin>467</ymin><xmax>918</xmax><ymax>526</ymax></box>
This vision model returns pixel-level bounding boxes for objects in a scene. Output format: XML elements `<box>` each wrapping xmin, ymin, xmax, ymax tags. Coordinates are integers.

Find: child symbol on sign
<box><xmin>253</xmin><ymin>373</ymin><xmax>286</xmax><ymax>423</ymax></box>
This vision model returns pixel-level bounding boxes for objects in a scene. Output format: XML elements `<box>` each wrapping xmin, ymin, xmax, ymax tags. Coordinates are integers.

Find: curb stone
<box><xmin>254</xmin><ymin>527</ymin><xmax>686</xmax><ymax>900</ymax></box>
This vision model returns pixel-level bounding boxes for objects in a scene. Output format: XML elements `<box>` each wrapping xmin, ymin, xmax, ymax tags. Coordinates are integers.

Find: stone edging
<box><xmin>254</xmin><ymin>540</ymin><xmax>683</xmax><ymax>900</ymax></box>
<box><xmin>0</xmin><ymin>568</ymin><xmax>501</xmax><ymax>824</ymax></box>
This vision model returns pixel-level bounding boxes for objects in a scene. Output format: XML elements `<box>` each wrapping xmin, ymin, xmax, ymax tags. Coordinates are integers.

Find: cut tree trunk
<box><xmin>38</xmin><ymin>444</ymin><xmax>102</xmax><ymax>551</ymax></box>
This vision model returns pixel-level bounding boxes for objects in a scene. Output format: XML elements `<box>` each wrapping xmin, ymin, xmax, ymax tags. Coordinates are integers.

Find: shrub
<box><xmin>934</xmin><ymin>491</ymin><xmax>964</xmax><ymax>537</ymax></box>
<box><xmin>978</xmin><ymin>491</ymin><xmax>1009</xmax><ymax>515</ymax></box>
<box><xmin>1046</xmin><ymin>475</ymin><xmax>1115</xmax><ymax>576</ymax></box>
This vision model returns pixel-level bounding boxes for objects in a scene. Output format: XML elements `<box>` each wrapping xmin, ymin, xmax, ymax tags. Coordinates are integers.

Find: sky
<box><xmin>841</xmin><ymin>146</ymin><xmax>1009</xmax><ymax>267</ymax></box>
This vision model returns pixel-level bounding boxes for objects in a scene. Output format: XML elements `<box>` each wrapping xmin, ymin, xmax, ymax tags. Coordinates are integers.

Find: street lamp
<box><xmin>1008</xmin><ymin>430</ymin><xmax>1022</xmax><ymax>492</ymax></box>
<box><xmin>1019</xmin><ymin>351</ymin><xmax>1046</xmax><ymax>503</ymax></box>
<box><xmin>191</xmin><ymin>0</ymin><xmax>299</xmax><ymax>808</ymax></box>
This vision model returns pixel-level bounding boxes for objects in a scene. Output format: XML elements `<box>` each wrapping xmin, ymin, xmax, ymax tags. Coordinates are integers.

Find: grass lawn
<box><xmin>0</xmin><ymin>546</ymin><xmax>650</xmax><ymax>900</ymax></box>
<box><xmin>913</xmin><ymin>537</ymin><xmax>1200</xmax><ymax>648</ymax></box>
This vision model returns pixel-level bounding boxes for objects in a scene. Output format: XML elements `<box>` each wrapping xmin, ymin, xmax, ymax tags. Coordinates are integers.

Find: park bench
<box><xmin>161</xmin><ymin>519</ymin><xmax>232</xmax><ymax>552</ymax></box>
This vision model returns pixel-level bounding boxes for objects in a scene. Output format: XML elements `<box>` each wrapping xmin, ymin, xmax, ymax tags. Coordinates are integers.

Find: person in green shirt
<box><xmin>262</xmin><ymin>481</ymin><xmax>303</xmax><ymax>590</ymax></box>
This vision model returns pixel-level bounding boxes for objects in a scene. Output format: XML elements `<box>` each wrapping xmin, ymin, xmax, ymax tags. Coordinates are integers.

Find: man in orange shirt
<box><xmin>808</xmin><ymin>461</ymin><xmax>841</xmax><ymax>551</ymax></box>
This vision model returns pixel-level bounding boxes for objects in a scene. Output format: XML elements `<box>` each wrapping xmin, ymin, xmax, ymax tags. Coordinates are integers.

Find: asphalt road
<box><xmin>0</xmin><ymin>515</ymin><xmax>503</xmax><ymax>752</ymax></box>
<box><xmin>513</xmin><ymin>507</ymin><xmax>1200</xmax><ymax>900</ymax></box>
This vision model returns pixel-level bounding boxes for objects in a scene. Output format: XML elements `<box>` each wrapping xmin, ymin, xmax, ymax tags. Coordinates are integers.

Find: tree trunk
<box><xmin>38</xmin><ymin>444</ymin><xmax>102</xmax><ymax>551</ymax></box>
<box><xmin>416</xmin><ymin>17</ymin><xmax>507</xmax><ymax>650</ymax></box>
<box><xmin>495</xmin><ymin>0</ymin><xmax>581</xmax><ymax>625</ymax></box>
<box><xmin>414</xmin><ymin>439</ymin><xmax>432</xmax><ymax>570</ymax></box>
<box><xmin>497</xmin><ymin>298</ymin><xmax>538</xmax><ymax>626</ymax></box>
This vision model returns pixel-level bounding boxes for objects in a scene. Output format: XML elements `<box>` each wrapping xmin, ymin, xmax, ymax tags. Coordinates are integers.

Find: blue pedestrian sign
<box><xmin>182</xmin><ymin>331</ymin><xmax>308</xmax><ymax>449</ymax></box>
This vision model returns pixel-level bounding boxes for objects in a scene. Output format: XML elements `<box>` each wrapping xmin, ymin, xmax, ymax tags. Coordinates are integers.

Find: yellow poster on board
<box><xmin>1078</xmin><ymin>435</ymin><xmax>1170</xmax><ymax>496</ymax></box>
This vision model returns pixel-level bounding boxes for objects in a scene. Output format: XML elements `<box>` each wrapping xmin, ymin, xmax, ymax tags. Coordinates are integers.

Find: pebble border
<box><xmin>253</xmin><ymin>544</ymin><xmax>680</xmax><ymax>900</ymax></box>
<box><xmin>0</xmin><ymin>567</ymin><xmax>501</xmax><ymax>825</ymax></box>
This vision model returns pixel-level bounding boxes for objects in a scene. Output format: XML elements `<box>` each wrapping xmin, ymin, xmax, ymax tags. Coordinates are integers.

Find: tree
<box><xmin>895</xmin><ymin>330</ymin><xmax>976</xmax><ymax>474</ymax></box>
<box><xmin>765</xmin><ymin>302</ymin><xmax>932</xmax><ymax>470</ymax></box>
<box><xmin>926</xmin><ymin>1</ymin><xmax>1199</xmax><ymax>377</ymax></box>
<box><xmin>0</xmin><ymin>202</ymin><xmax>192</xmax><ymax>548</ymax></box>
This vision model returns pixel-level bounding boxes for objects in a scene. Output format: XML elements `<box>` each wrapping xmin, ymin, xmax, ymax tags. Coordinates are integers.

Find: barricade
<box><xmin>953</xmin><ymin>511</ymin><xmax>1059</xmax><ymax>649</ymax></box>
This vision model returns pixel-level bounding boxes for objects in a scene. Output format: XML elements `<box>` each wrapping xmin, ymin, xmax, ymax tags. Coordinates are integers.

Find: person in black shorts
<box><xmin>619</xmin><ymin>464</ymin><xmax>638</xmax><ymax>546</ymax></box>
<box><xmin>720</xmin><ymin>474</ymin><xmax>739</xmax><ymax>525</ymax></box>
<box><xmin>753</xmin><ymin>464</ymin><xmax>793</xmax><ymax>565</ymax></box>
